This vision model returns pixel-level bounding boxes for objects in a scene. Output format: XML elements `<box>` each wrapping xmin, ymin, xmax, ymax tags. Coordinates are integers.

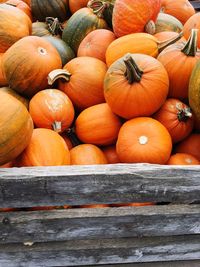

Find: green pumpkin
<box><xmin>155</xmin><ymin>13</ymin><xmax>183</xmax><ymax>34</ymax></box>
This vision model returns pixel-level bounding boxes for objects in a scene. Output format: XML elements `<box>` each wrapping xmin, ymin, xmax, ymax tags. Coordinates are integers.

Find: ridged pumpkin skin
<box><xmin>0</xmin><ymin>87</ymin><xmax>29</xmax><ymax>109</ymax></box>
<box><xmin>62</xmin><ymin>7</ymin><xmax>108</xmax><ymax>53</ymax></box>
<box><xmin>102</xmin><ymin>145</ymin><xmax>120</xmax><ymax>164</ymax></box>
<box><xmin>153</xmin><ymin>98</ymin><xmax>194</xmax><ymax>144</ymax></box>
<box><xmin>69</xmin><ymin>0</ymin><xmax>88</xmax><ymax>13</ymax></box>
<box><xmin>0</xmin><ymin>53</ymin><xmax>7</xmax><ymax>86</ymax></box>
<box><xmin>0</xmin><ymin>92</ymin><xmax>33</xmax><ymax>165</ymax></box>
<box><xmin>77</xmin><ymin>29</ymin><xmax>116</xmax><ymax>62</ymax></box>
<box><xmin>167</xmin><ymin>153</ymin><xmax>199</xmax><ymax>165</ymax></box>
<box><xmin>154</xmin><ymin>31</ymin><xmax>179</xmax><ymax>42</ymax></box>
<box><xmin>31</xmin><ymin>0</ymin><xmax>69</xmax><ymax>22</ymax></box>
<box><xmin>104</xmin><ymin>54</ymin><xmax>169</xmax><ymax>119</ymax></box>
<box><xmin>3</xmin><ymin>36</ymin><xmax>62</xmax><ymax>97</ymax></box>
<box><xmin>75</xmin><ymin>103</ymin><xmax>122</xmax><ymax>146</ymax></box>
<box><xmin>116</xmin><ymin>117</ymin><xmax>172</xmax><ymax>164</ymax></box>
<box><xmin>155</xmin><ymin>13</ymin><xmax>183</xmax><ymax>34</ymax></box>
<box><xmin>29</xmin><ymin>89</ymin><xmax>75</xmax><ymax>133</ymax></box>
<box><xmin>70</xmin><ymin>144</ymin><xmax>108</xmax><ymax>165</ymax></box>
<box><xmin>32</xmin><ymin>22</ymin><xmax>52</xmax><ymax>37</ymax></box>
<box><xmin>112</xmin><ymin>0</ymin><xmax>161</xmax><ymax>37</ymax></box>
<box><xmin>183</xmin><ymin>13</ymin><xmax>200</xmax><ymax>49</ymax></box>
<box><xmin>16</xmin><ymin>128</ymin><xmax>70</xmax><ymax>167</ymax></box>
<box><xmin>0</xmin><ymin>3</ymin><xmax>32</xmax><ymax>53</ymax></box>
<box><xmin>6</xmin><ymin>0</ymin><xmax>32</xmax><ymax>19</ymax></box>
<box><xmin>161</xmin><ymin>0</ymin><xmax>195</xmax><ymax>24</ymax></box>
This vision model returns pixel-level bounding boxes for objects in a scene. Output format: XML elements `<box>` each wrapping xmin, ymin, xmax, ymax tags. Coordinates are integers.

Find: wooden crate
<box><xmin>0</xmin><ymin>164</ymin><xmax>199</xmax><ymax>266</ymax></box>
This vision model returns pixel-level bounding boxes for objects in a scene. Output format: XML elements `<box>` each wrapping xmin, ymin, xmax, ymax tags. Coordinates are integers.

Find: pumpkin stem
<box><xmin>66</xmin><ymin>128</ymin><xmax>82</xmax><ymax>146</ymax></box>
<box><xmin>123</xmin><ymin>55</ymin><xmax>143</xmax><ymax>84</ymax></box>
<box><xmin>52</xmin><ymin>121</ymin><xmax>62</xmax><ymax>133</ymax></box>
<box><xmin>158</xmin><ymin>31</ymin><xmax>183</xmax><ymax>53</ymax></box>
<box><xmin>145</xmin><ymin>20</ymin><xmax>156</xmax><ymax>35</ymax></box>
<box><xmin>181</xmin><ymin>29</ymin><xmax>198</xmax><ymax>56</ymax></box>
<box><xmin>87</xmin><ymin>0</ymin><xmax>109</xmax><ymax>18</ymax></box>
<box><xmin>177</xmin><ymin>106</ymin><xmax>193</xmax><ymax>122</ymax></box>
<box><xmin>45</xmin><ymin>17</ymin><xmax>63</xmax><ymax>36</ymax></box>
<box><xmin>48</xmin><ymin>69</ymin><xmax>72</xmax><ymax>85</ymax></box>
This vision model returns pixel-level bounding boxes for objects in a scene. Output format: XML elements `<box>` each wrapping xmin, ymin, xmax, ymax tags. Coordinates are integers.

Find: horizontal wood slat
<box><xmin>0</xmin><ymin>164</ymin><xmax>200</xmax><ymax>207</ymax></box>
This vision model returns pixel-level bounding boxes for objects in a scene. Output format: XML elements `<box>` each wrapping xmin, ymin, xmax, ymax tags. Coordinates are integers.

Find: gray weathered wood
<box><xmin>0</xmin><ymin>164</ymin><xmax>200</xmax><ymax>207</ymax></box>
<box><xmin>0</xmin><ymin>235</ymin><xmax>200</xmax><ymax>266</ymax></box>
<box><xmin>0</xmin><ymin>205</ymin><xmax>199</xmax><ymax>244</ymax></box>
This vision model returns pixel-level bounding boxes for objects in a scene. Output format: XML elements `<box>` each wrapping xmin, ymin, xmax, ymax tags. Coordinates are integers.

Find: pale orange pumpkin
<box><xmin>167</xmin><ymin>153</ymin><xmax>199</xmax><ymax>165</ymax></box>
<box><xmin>154</xmin><ymin>31</ymin><xmax>179</xmax><ymax>42</ymax></box>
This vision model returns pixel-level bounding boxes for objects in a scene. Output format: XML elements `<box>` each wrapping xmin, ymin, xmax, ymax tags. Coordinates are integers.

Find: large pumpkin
<box><xmin>75</xmin><ymin>103</ymin><xmax>122</xmax><ymax>146</ymax></box>
<box><xmin>116</xmin><ymin>117</ymin><xmax>172</xmax><ymax>164</ymax></box>
<box><xmin>29</xmin><ymin>89</ymin><xmax>75</xmax><ymax>133</ymax></box>
<box><xmin>3</xmin><ymin>36</ymin><xmax>62</xmax><ymax>97</ymax></box>
<box><xmin>48</xmin><ymin>56</ymin><xmax>107</xmax><ymax>110</ymax></box>
<box><xmin>0</xmin><ymin>3</ymin><xmax>31</xmax><ymax>53</ymax></box>
<box><xmin>0</xmin><ymin>92</ymin><xmax>33</xmax><ymax>165</ymax></box>
<box><xmin>183</xmin><ymin>13</ymin><xmax>200</xmax><ymax>49</ymax></box>
<box><xmin>112</xmin><ymin>0</ymin><xmax>161</xmax><ymax>37</ymax></box>
<box><xmin>104</xmin><ymin>53</ymin><xmax>169</xmax><ymax>119</ymax></box>
<box><xmin>16</xmin><ymin>128</ymin><xmax>71</xmax><ymax>167</ymax></box>
<box><xmin>157</xmin><ymin>29</ymin><xmax>200</xmax><ymax>100</ymax></box>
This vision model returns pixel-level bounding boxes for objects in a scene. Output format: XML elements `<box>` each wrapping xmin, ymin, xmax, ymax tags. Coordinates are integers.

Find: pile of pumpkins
<box><xmin>0</xmin><ymin>0</ymin><xmax>200</xmax><ymax>168</ymax></box>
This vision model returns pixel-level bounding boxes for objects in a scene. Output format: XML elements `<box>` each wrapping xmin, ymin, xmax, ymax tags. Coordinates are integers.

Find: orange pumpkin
<box><xmin>154</xmin><ymin>31</ymin><xmax>180</xmax><ymax>42</ymax></box>
<box><xmin>0</xmin><ymin>87</ymin><xmax>29</xmax><ymax>109</ymax></box>
<box><xmin>116</xmin><ymin>117</ymin><xmax>172</xmax><ymax>164</ymax></box>
<box><xmin>78</xmin><ymin>29</ymin><xmax>116</xmax><ymax>62</ymax></box>
<box><xmin>60</xmin><ymin>133</ymin><xmax>73</xmax><ymax>150</ymax></box>
<box><xmin>75</xmin><ymin>103</ymin><xmax>122</xmax><ymax>146</ymax></box>
<box><xmin>29</xmin><ymin>89</ymin><xmax>75</xmax><ymax>133</ymax></box>
<box><xmin>157</xmin><ymin>29</ymin><xmax>200</xmax><ymax>100</ymax></box>
<box><xmin>3</xmin><ymin>36</ymin><xmax>62</xmax><ymax>97</ymax></box>
<box><xmin>167</xmin><ymin>153</ymin><xmax>199</xmax><ymax>165</ymax></box>
<box><xmin>70</xmin><ymin>144</ymin><xmax>108</xmax><ymax>165</ymax></box>
<box><xmin>48</xmin><ymin>57</ymin><xmax>107</xmax><ymax>110</ymax></box>
<box><xmin>0</xmin><ymin>3</ymin><xmax>31</xmax><ymax>53</ymax></box>
<box><xmin>104</xmin><ymin>53</ymin><xmax>169</xmax><ymax>119</ymax></box>
<box><xmin>183</xmin><ymin>13</ymin><xmax>200</xmax><ymax>49</ymax></box>
<box><xmin>161</xmin><ymin>0</ymin><xmax>195</xmax><ymax>25</ymax></box>
<box><xmin>153</xmin><ymin>98</ymin><xmax>194</xmax><ymax>144</ymax></box>
<box><xmin>175</xmin><ymin>134</ymin><xmax>200</xmax><ymax>161</ymax></box>
<box><xmin>0</xmin><ymin>161</ymin><xmax>13</xmax><ymax>168</ymax></box>
<box><xmin>69</xmin><ymin>0</ymin><xmax>88</xmax><ymax>13</ymax></box>
<box><xmin>5</xmin><ymin>0</ymin><xmax>32</xmax><ymax>19</ymax></box>
<box><xmin>0</xmin><ymin>53</ymin><xmax>7</xmax><ymax>86</ymax></box>
<box><xmin>102</xmin><ymin>145</ymin><xmax>120</xmax><ymax>164</ymax></box>
<box><xmin>16</xmin><ymin>128</ymin><xmax>71</xmax><ymax>167</ymax></box>
<box><xmin>112</xmin><ymin>0</ymin><xmax>161</xmax><ymax>37</ymax></box>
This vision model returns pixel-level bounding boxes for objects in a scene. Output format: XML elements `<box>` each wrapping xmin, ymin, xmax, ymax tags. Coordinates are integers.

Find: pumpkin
<box><xmin>32</xmin><ymin>22</ymin><xmax>52</xmax><ymax>37</ymax></box>
<box><xmin>0</xmin><ymin>161</ymin><xmax>13</xmax><ymax>168</ymax></box>
<box><xmin>16</xmin><ymin>128</ymin><xmax>70</xmax><ymax>167</ymax></box>
<box><xmin>75</xmin><ymin>103</ymin><xmax>122</xmax><ymax>146</ymax></box>
<box><xmin>5</xmin><ymin>0</ymin><xmax>32</xmax><ymax>19</ymax></box>
<box><xmin>0</xmin><ymin>92</ymin><xmax>33</xmax><ymax>165</ymax></box>
<box><xmin>174</xmin><ymin>134</ymin><xmax>200</xmax><ymax>161</ymax></box>
<box><xmin>60</xmin><ymin>132</ymin><xmax>73</xmax><ymax>150</ymax></box>
<box><xmin>3</xmin><ymin>36</ymin><xmax>62</xmax><ymax>97</ymax></box>
<box><xmin>104</xmin><ymin>53</ymin><xmax>169</xmax><ymax>119</ymax></box>
<box><xmin>80</xmin><ymin>204</ymin><xmax>109</xmax><ymax>208</ymax></box>
<box><xmin>29</xmin><ymin>89</ymin><xmax>75</xmax><ymax>133</ymax></box>
<box><xmin>154</xmin><ymin>31</ymin><xmax>180</xmax><ymax>42</ymax></box>
<box><xmin>42</xmin><ymin>36</ymin><xmax>75</xmax><ymax>66</ymax></box>
<box><xmin>161</xmin><ymin>0</ymin><xmax>195</xmax><ymax>25</ymax></box>
<box><xmin>116</xmin><ymin>117</ymin><xmax>172</xmax><ymax>164</ymax></box>
<box><xmin>70</xmin><ymin>144</ymin><xmax>108</xmax><ymax>165</ymax></box>
<box><xmin>157</xmin><ymin>29</ymin><xmax>200</xmax><ymax>101</ymax></box>
<box><xmin>48</xmin><ymin>57</ymin><xmax>107</xmax><ymax>110</ymax></box>
<box><xmin>154</xmin><ymin>13</ymin><xmax>183</xmax><ymax>34</ymax></box>
<box><xmin>0</xmin><ymin>87</ymin><xmax>29</xmax><ymax>109</ymax></box>
<box><xmin>102</xmin><ymin>145</ymin><xmax>120</xmax><ymax>164</ymax></box>
<box><xmin>153</xmin><ymin>98</ymin><xmax>194</xmax><ymax>143</ymax></box>
<box><xmin>105</xmin><ymin>32</ymin><xmax>182</xmax><ymax>67</ymax></box>
<box><xmin>0</xmin><ymin>3</ymin><xmax>32</xmax><ymax>53</ymax></box>
<box><xmin>62</xmin><ymin>6</ymin><xmax>108</xmax><ymax>53</ymax></box>
<box><xmin>183</xmin><ymin>13</ymin><xmax>200</xmax><ymax>49</ymax></box>
<box><xmin>69</xmin><ymin>0</ymin><xmax>88</xmax><ymax>13</ymax></box>
<box><xmin>31</xmin><ymin>0</ymin><xmax>69</xmax><ymax>22</ymax></box>
<box><xmin>0</xmin><ymin>53</ymin><xmax>7</xmax><ymax>86</ymax></box>
<box><xmin>167</xmin><ymin>153</ymin><xmax>199</xmax><ymax>165</ymax></box>
<box><xmin>32</xmin><ymin>18</ymin><xmax>64</xmax><ymax>38</ymax></box>
<box><xmin>77</xmin><ymin>29</ymin><xmax>116</xmax><ymax>62</ymax></box>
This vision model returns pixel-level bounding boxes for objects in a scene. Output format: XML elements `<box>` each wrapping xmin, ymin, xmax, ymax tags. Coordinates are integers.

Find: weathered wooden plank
<box><xmin>0</xmin><ymin>164</ymin><xmax>200</xmax><ymax>207</ymax></box>
<box><xmin>0</xmin><ymin>205</ymin><xmax>199</xmax><ymax>244</ymax></box>
<box><xmin>0</xmin><ymin>235</ymin><xmax>200</xmax><ymax>266</ymax></box>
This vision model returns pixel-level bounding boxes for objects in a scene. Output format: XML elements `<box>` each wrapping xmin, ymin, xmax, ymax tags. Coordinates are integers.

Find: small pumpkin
<box><xmin>154</xmin><ymin>13</ymin><xmax>183</xmax><ymax>34</ymax></box>
<box><xmin>16</xmin><ymin>128</ymin><xmax>71</xmax><ymax>167</ymax></box>
<box><xmin>69</xmin><ymin>0</ymin><xmax>88</xmax><ymax>13</ymax></box>
<box><xmin>116</xmin><ymin>117</ymin><xmax>172</xmax><ymax>164</ymax></box>
<box><xmin>112</xmin><ymin>0</ymin><xmax>161</xmax><ymax>37</ymax></box>
<box><xmin>183</xmin><ymin>13</ymin><xmax>200</xmax><ymax>49</ymax></box>
<box><xmin>153</xmin><ymin>98</ymin><xmax>194</xmax><ymax>143</ymax></box>
<box><xmin>167</xmin><ymin>153</ymin><xmax>199</xmax><ymax>165</ymax></box>
<box><xmin>29</xmin><ymin>89</ymin><xmax>75</xmax><ymax>133</ymax></box>
<box><xmin>104</xmin><ymin>53</ymin><xmax>169</xmax><ymax>119</ymax></box>
<box><xmin>102</xmin><ymin>145</ymin><xmax>120</xmax><ymax>164</ymax></box>
<box><xmin>77</xmin><ymin>29</ymin><xmax>116</xmax><ymax>62</ymax></box>
<box><xmin>75</xmin><ymin>103</ymin><xmax>122</xmax><ymax>146</ymax></box>
<box><xmin>70</xmin><ymin>144</ymin><xmax>108</xmax><ymax>165</ymax></box>
<box><xmin>5</xmin><ymin>0</ymin><xmax>32</xmax><ymax>19</ymax></box>
<box><xmin>0</xmin><ymin>87</ymin><xmax>29</xmax><ymax>109</ymax></box>
<box><xmin>0</xmin><ymin>53</ymin><xmax>7</xmax><ymax>86</ymax></box>
<box><xmin>48</xmin><ymin>56</ymin><xmax>107</xmax><ymax>110</ymax></box>
<box><xmin>3</xmin><ymin>36</ymin><xmax>62</xmax><ymax>97</ymax></box>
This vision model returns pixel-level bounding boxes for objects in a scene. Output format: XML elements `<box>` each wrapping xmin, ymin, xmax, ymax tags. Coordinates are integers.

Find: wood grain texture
<box><xmin>0</xmin><ymin>164</ymin><xmax>200</xmax><ymax>207</ymax></box>
<box><xmin>0</xmin><ymin>205</ymin><xmax>199</xmax><ymax>244</ymax></box>
<box><xmin>0</xmin><ymin>236</ymin><xmax>200</xmax><ymax>266</ymax></box>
